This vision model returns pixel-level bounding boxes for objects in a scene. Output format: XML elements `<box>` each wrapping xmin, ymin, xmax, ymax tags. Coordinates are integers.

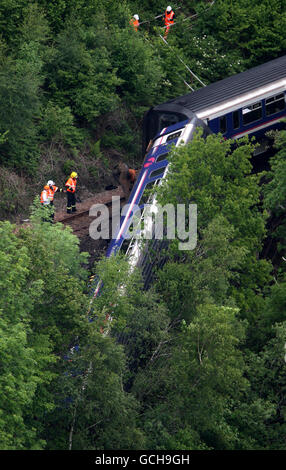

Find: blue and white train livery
<box><xmin>91</xmin><ymin>54</ymin><xmax>286</xmax><ymax>298</ymax></box>
<box><xmin>106</xmin><ymin>116</ymin><xmax>209</xmax><ymax>260</ymax></box>
<box><xmin>143</xmin><ymin>55</ymin><xmax>286</xmax><ymax>154</ymax></box>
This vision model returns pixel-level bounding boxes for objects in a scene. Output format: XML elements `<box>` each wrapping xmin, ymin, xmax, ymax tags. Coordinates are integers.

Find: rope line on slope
<box><xmin>159</xmin><ymin>34</ymin><xmax>206</xmax><ymax>87</ymax></box>
<box><xmin>143</xmin><ymin>34</ymin><xmax>195</xmax><ymax>91</ymax></box>
<box><xmin>137</xmin><ymin>1</ymin><xmax>215</xmax><ymax>29</ymax></box>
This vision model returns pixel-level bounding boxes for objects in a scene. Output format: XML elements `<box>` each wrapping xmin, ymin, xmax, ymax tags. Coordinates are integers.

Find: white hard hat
<box><xmin>47</xmin><ymin>180</ymin><xmax>55</xmax><ymax>186</ymax></box>
<box><xmin>134</xmin><ymin>14</ymin><xmax>139</xmax><ymax>20</ymax></box>
<box><xmin>167</xmin><ymin>6</ymin><xmax>172</xmax><ymax>12</ymax></box>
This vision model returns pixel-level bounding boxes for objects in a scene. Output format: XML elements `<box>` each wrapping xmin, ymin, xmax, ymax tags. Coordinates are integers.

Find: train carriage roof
<box><xmin>153</xmin><ymin>55</ymin><xmax>286</xmax><ymax>115</ymax></box>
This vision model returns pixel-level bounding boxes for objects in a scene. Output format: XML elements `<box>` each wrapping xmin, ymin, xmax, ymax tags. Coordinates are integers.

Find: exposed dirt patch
<box><xmin>54</xmin><ymin>186</ymin><xmax>126</xmax><ymax>268</ymax></box>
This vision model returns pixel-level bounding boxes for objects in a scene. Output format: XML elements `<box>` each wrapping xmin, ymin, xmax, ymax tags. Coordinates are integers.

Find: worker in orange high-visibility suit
<box><xmin>65</xmin><ymin>172</ymin><xmax>78</xmax><ymax>214</ymax></box>
<box><xmin>130</xmin><ymin>14</ymin><xmax>139</xmax><ymax>31</ymax></box>
<box><xmin>127</xmin><ymin>168</ymin><xmax>136</xmax><ymax>183</ymax></box>
<box><xmin>46</xmin><ymin>180</ymin><xmax>60</xmax><ymax>219</ymax></box>
<box><xmin>127</xmin><ymin>168</ymin><xmax>137</xmax><ymax>193</ymax></box>
<box><xmin>40</xmin><ymin>185</ymin><xmax>50</xmax><ymax>206</ymax></box>
<box><xmin>164</xmin><ymin>5</ymin><xmax>175</xmax><ymax>38</ymax></box>
<box><xmin>40</xmin><ymin>184</ymin><xmax>54</xmax><ymax>222</ymax></box>
<box><xmin>47</xmin><ymin>180</ymin><xmax>59</xmax><ymax>205</ymax></box>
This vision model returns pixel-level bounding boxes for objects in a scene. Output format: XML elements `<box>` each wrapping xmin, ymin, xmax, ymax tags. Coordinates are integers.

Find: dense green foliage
<box><xmin>0</xmin><ymin>0</ymin><xmax>286</xmax><ymax>451</ymax></box>
<box><xmin>1</xmin><ymin>130</ymin><xmax>286</xmax><ymax>450</ymax></box>
<box><xmin>0</xmin><ymin>0</ymin><xmax>284</xmax><ymax>177</ymax></box>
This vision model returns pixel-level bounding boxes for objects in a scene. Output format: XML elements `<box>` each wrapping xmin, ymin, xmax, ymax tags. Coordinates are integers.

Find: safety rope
<box><xmin>159</xmin><ymin>34</ymin><xmax>206</xmax><ymax>87</ymax></box>
<box><xmin>138</xmin><ymin>5</ymin><xmax>182</xmax><ymax>26</ymax></box>
<box><xmin>137</xmin><ymin>1</ymin><xmax>216</xmax><ymax>89</ymax></box>
<box><xmin>137</xmin><ymin>1</ymin><xmax>215</xmax><ymax>29</ymax></box>
<box><xmin>143</xmin><ymin>34</ymin><xmax>195</xmax><ymax>91</ymax></box>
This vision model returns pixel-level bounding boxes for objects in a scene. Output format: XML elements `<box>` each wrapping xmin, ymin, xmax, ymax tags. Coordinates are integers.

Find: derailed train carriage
<box><xmin>104</xmin><ymin>55</ymin><xmax>286</xmax><ymax>288</ymax></box>
<box><xmin>143</xmin><ymin>54</ymin><xmax>286</xmax><ymax>155</ymax></box>
<box><xmin>106</xmin><ymin>115</ymin><xmax>210</xmax><ymax>288</ymax></box>
<box><xmin>91</xmin><ymin>54</ymin><xmax>286</xmax><ymax>297</ymax></box>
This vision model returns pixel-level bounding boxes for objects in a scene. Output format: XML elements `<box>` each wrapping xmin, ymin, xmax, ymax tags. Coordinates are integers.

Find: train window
<box><xmin>219</xmin><ymin>116</ymin><xmax>227</xmax><ymax>134</ymax></box>
<box><xmin>242</xmin><ymin>101</ymin><xmax>262</xmax><ymax>125</ymax></box>
<box><xmin>149</xmin><ymin>168</ymin><xmax>166</xmax><ymax>180</ymax></box>
<box><xmin>159</xmin><ymin>113</ymin><xmax>180</xmax><ymax>131</ymax></box>
<box><xmin>139</xmin><ymin>180</ymin><xmax>158</xmax><ymax>205</ymax></box>
<box><xmin>233</xmin><ymin>110</ymin><xmax>240</xmax><ymax>129</ymax></box>
<box><xmin>121</xmin><ymin>238</ymin><xmax>131</xmax><ymax>253</ymax></box>
<box><xmin>265</xmin><ymin>93</ymin><xmax>285</xmax><ymax>116</ymax></box>
<box><xmin>156</xmin><ymin>153</ymin><xmax>169</xmax><ymax>163</ymax></box>
<box><xmin>166</xmin><ymin>131</ymin><xmax>182</xmax><ymax>142</ymax></box>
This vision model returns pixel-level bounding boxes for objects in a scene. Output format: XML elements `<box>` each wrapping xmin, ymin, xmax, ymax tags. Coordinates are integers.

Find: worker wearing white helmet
<box><xmin>40</xmin><ymin>180</ymin><xmax>58</xmax><ymax>221</ymax></box>
<box><xmin>46</xmin><ymin>179</ymin><xmax>60</xmax><ymax>209</ymax></box>
<box><xmin>164</xmin><ymin>5</ymin><xmax>175</xmax><ymax>38</ymax></box>
<box><xmin>130</xmin><ymin>14</ymin><xmax>140</xmax><ymax>31</ymax></box>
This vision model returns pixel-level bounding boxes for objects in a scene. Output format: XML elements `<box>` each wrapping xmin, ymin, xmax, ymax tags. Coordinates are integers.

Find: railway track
<box><xmin>54</xmin><ymin>186</ymin><xmax>126</xmax><ymax>238</ymax></box>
